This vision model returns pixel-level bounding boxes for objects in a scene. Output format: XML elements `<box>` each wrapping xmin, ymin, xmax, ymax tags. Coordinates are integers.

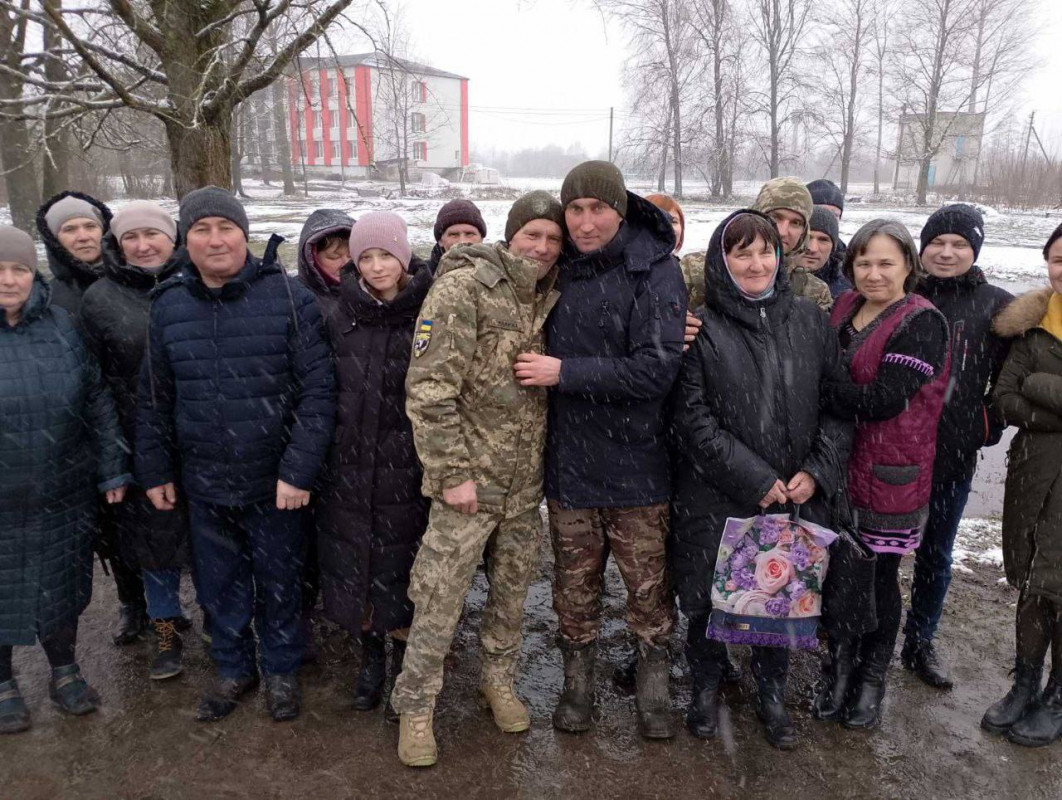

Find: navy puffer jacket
<box><xmin>135</xmin><ymin>237</ymin><xmax>336</xmax><ymax>506</ymax></box>
<box><xmin>0</xmin><ymin>276</ymin><xmax>129</xmax><ymax>645</ymax></box>
<box><xmin>545</xmin><ymin>191</ymin><xmax>688</xmax><ymax>508</ymax></box>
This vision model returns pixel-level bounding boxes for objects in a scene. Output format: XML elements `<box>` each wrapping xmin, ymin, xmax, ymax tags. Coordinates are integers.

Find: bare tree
<box><xmin>749</xmin><ymin>0</ymin><xmax>813</xmax><ymax>177</ymax></box>
<box><xmin>0</xmin><ymin>1</ymin><xmax>364</xmax><ymax>198</ymax></box>
<box><xmin>869</xmin><ymin>1</ymin><xmax>889</xmax><ymax>194</ymax></box>
<box><xmin>812</xmin><ymin>0</ymin><xmax>873</xmax><ymax>193</ymax></box>
<box><xmin>0</xmin><ymin>0</ymin><xmax>39</xmax><ymax>230</ymax></box>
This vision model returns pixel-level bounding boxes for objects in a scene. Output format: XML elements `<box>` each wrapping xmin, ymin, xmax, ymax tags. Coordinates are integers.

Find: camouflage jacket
<box><xmin>405</xmin><ymin>242</ymin><xmax>560</xmax><ymax>516</ymax></box>
<box><xmin>679</xmin><ymin>252</ymin><xmax>706</xmax><ymax>311</ymax></box>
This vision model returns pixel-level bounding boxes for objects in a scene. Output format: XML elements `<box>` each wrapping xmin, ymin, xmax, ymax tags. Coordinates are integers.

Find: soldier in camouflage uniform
<box><xmin>392</xmin><ymin>191</ymin><xmax>564</xmax><ymax>768</ymax></box>
<box><xmin>753</xmin><ymin>177</ymin><xmax>834</xmax><ymax>312</ymax></box>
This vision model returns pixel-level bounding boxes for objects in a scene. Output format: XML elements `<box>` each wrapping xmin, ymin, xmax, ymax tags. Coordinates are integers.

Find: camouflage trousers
<box><xmin>390</xmin><ymin>503</ymin><xmax>542</xmax><ymax>715</ymax></box>
<box><xmin>549</xmin><ymin>502</ymin><xmax>674</xmax><ymax>647</ymax></box>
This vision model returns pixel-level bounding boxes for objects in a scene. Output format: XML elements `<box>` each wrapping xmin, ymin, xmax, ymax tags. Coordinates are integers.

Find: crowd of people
<box><xmin>2</xmin><ymin>162</ymin><xmax>1061</xmax><ymax>767</ymax></box>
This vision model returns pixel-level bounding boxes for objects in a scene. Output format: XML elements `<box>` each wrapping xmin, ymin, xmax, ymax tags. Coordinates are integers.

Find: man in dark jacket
<box><xmin>426</xmin><ymin>199</ymin><xmax>486</xmax><ymax>274</ymax></box>
<box><xmin>802</xmin><ymin>206</ymin><xmax>852</xmax><ymax>299</ymax></box>
<box><xmin>36</xmin><ymin>191</ymin><xmax>151</xmax><ymax>645</ymax></box>
<box><xmin>515</xmin><ymin>161</ymin><xmax>686</xmax><ymax>740</ymax></box>
<box><xmin>806</xmin><ymin>178</ymin><xmax>848</xmax><ymax>267</ymax></box>
<box><xmin>903</xmin><ymin>203</ymin><xmax>1013</xmax><ymax>688</ymax></box>
<box><xmin>136</xmin><ymin>187</ymin><xmax>336</xmax><ymax>723</ymax></box>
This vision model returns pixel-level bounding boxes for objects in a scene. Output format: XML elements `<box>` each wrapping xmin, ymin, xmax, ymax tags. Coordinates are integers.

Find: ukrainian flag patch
<box><xmin>413</xmin><ymin>320</ymin><xmax>433</xmax><ymax>357</ymax></box>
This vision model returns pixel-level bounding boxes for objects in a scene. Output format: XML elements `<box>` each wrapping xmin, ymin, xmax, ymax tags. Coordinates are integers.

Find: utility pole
<box><xmin>892</xmin><ymin>104</ymin><xmax>907</xmax><ymax>190</ymax></box>
<box><xmin>1019</xmin><ymin>111</ymin><xmax>1035</xmax><ymax>203</ymax></box>
<box><xmin>608</xmin><ymin>107</ymin><xmax>614</xmax><ymax>162</ymax></box>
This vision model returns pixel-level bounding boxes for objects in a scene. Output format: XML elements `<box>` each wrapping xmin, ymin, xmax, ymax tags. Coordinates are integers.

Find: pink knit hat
<box><xmin>348</xmin><ymin>211</ymin><xmax>412</xmax><ymax>270</ymax></box>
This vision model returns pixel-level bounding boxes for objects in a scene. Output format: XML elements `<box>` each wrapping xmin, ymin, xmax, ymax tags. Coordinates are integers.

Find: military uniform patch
<box><xmin>413</xmin><ymin>320</ymin><xmax>433</xmax><ymax>357</ymax></box>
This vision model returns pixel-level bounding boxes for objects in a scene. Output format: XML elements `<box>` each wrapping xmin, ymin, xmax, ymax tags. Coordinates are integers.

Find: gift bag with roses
<box><xmin>707</xmin><ymin>513</ymin><xmax>838</xmax><ymax>649</ymax></box>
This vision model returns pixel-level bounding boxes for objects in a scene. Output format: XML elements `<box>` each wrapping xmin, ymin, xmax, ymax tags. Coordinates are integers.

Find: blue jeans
<box><xmin>189</xmin><ymin>500</ymin><xmax>305</xmax><ymax>679</ymax></box>
<box><xmin>143</xmin><ymin>569</ymin><xmax>183</xmax><ymax>620</ymax></box>
<box><xmin>903</xmin><ymin>479</ymin><xmax>973</xmax><ymax>645</ymax></box>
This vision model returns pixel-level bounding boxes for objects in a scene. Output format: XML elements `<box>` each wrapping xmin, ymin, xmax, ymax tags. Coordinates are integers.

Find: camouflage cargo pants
<box><xmin>549</xmin><ymin>502</ymin><xmax>674</xmax><ymax>647</ymax></box>
<box><xmin>390</xmin><ymin>503</ymin><xmax>542</xmax><ymax>715</ymax></box>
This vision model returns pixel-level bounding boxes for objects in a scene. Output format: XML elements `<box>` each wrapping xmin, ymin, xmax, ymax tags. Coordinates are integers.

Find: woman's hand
<box><xmin>146</xmin><ymin>482</ymin><xmax>177</xmax><ymax>511</ymax></box>
<box><xmin>759</xmin><ymin>479</ymin><xmax>789</xmax><ymax>509</ymax></box>
<box><xmin>786</xmin><ymin>471</ymin><xmax>817</xmax><ymax>505</ymax></box>
<box><xmin>683</xmin><ymin>312</ymin><xmax>702</xmax><ymax>352</ymax></box>
<box><xmin>276</xmin><ymin>480</ymin><xmax>311</xmax><ymax>510</ymax></box>
<box><xmin>104</xmin><ymin>486</ymin><xmax>127</xmax><ymax>504</ymax></box>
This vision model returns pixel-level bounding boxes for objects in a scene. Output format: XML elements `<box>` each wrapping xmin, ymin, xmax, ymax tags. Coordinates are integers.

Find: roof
<box><xmin>295</xmin><ymin>51</ymin><xmax>467</xmax><ymax>81</ymax></box>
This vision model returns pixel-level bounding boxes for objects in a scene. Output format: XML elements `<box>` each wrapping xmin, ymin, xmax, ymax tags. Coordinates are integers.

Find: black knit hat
<box><xmin>919</xmin><ymin>203</ymin><xmax>985</xmax><ymax>261</ymax></box>
<box><xmin>1044</xmin><ymin>222</ymin><xmax>1062</xmax><ymax>261</ymax></box>
<box><xmin>505</xmin><ymin>191</ymin><xmax>564</xmax><ymax>242</ymax></box>
<box><xmin>433</xmin><ymin>199</ymin><xmax>486</xmax><ymax>242</ymax></box>
<box><xmin>809</xmin><ymin>205</ymin><xmax>839</xmax><ymax>246</ymax></box>
<box><xmin>179</xmin><ymin>186</ymin><xmax>249</xmax><ymax>241</ymax></box>
<box><xmin>806</xmin><ymin>179</ymin><xmax>845</xmax><ymax>214</ymax></box>
<box><xmin>561</xmin><ymin>161</ymin><xmax>628</xmax><ymax>218</ymax></box>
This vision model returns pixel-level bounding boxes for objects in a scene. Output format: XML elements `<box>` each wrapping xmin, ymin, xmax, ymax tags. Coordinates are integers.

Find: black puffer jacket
<box><xmin>296</xmin><ymin>208</ymin><xmax>353</xmax><ymax>319</ymax></box>
<box><xmin>545</xmin><ymin>192</ymin><xmax>687</xmax><ymax>509</ymax></box>
<box><xmin>80</xmin><ymin>235</ymin><xmax>189</xmax><ymax>572</ymax></box>
<box><xmin>815</xmin><ymin>243</ymin><xmax>852</xmax><ymax>299</ymax></box>
<box><xmin>0</xmin><ymin>276</ymin><xmax>128</xmax><ymax>644</ymax></box>
<box><xmin>316</xmin><ymin>261</ymin><xmax>432</xmax><ymax>635</ymax></box>
<box><xmin>916</xmin><ymin>267</ymin><xmax>1013</xmax><ymax>483</ymax></box>
<box><xmin>668</xmin><ymin>209</ymin><xmax>852</xmax><ymax>616</ymax></box>
<box><xmin>35</xmin><ymin>191</ymin><xmax>112</xmax><ymax>318</ymax></box>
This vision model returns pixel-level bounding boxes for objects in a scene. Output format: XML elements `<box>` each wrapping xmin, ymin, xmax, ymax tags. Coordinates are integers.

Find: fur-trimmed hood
<box><xmin>993</xmin><ymin>287</ymin><xmax>1053</xmax><ymax>338</ymax></box>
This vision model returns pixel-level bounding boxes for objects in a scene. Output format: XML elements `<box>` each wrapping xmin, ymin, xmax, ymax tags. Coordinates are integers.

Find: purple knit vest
<box><xmin>831</xmin><ymin>291</ymin><xmax>950</xmax><ymax>531</ymax></box>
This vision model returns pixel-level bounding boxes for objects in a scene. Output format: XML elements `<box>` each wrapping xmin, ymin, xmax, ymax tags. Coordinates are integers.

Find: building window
<box><xmin>326</xmin><ymin>77</ymin><xmax>335</xmax><ymax>96</ymax></box>
<box><xmin>331</xmin><ymin>141</ymin><xmax>340</xmax><ymax>160</ymax></box>
<box><xmin>314</xmin><ymin>142</ymin><xmax>323</xmax><ymax>160</ymax></box>
<box><xmin>411</xmin><ymin>112</ymin><xmax>426</xmax><ymax>133</ymax></box>
<box><xmin>313</xmin><ymin>111</ymin><xmax>322</xmax><ymax>130</ymax></box>
<box><xmin>955</xmin><ymin>135</ymin><xmax>966</xmax><ymax>158</ymax></box>
<box><xmin>348</xmin><ymin>110</ymin><xmax>357</xmax><ymax>128</ymax></box>
<box><xmin>414</xmin><ymin>141</ymin><xmax>427</xmax><ymax>161</ymax></box>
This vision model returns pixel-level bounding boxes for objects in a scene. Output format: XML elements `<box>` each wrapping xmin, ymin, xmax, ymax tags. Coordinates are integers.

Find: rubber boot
<box><xmin>981</xmin><ymin>660</ymin><xmax>1043</xmax><ymax>734</ymax></box>
<box><xmin>0</xmin><ymin>680</ymin><xmax>30</xmax><ymax>734</ymax></box>
<box><xmin>813</xmin><ymin>637</ymin><xmax>857</xmax><ymax>722</ymax></box>
<box><xmin>635</xmin><ymin>641</ymin><xmax>675</xmax><ymax>739</ymax></box>
<box><xmin>385</xmin><ymin>639</ymin><xmax>406</xmax><ymax>724</ymax></box>
<box><xmin>756</xmin><ymin>675</ymin><xmax>797</xmax><ymax>750</ymax></box>
<box><xmin>398</xmin><ymin>710</ymin><xmax>437</xmax><ymax>767</ymax></box>
<box><xmin>265</xmin><ymin>673</ymin><xmax>301</xmax><ymax>722</ymax></box>
<box><xmin>113</xmin><ymin>602</ymin><xmax>149</xmax><ymax>646</ymax></box>
<box><xmin>1007</xmin><ymin>677</ymin><xmax>1062</xmax><ymax>748</ymax></box>
<box><xmin>844</xmin><ymin>641</ymin><xmax>890</xmax><ymax>730</ymax></box>
<box><xmin>901</xmin><ymin>638</ymin><xmax>954</xmax><ymax>689</ymax></box>
<box><xmin>552</xmin><ymin>640</ymin><xmax>595</xmax><ymax>733</ymax></box>
<box><xmin>686</xmin><ymin>661</ymin><xmax>722</xmax><ymax>740</ymax></box>
<box><xmin>195</xmin><ymin>673</ymin><xmax>259</xmax><ymax>722</ymax></box>
<box><xmin>353</xmin><ymin>633</ymin><xmax>386</xmax><ymax>711</ymax></box>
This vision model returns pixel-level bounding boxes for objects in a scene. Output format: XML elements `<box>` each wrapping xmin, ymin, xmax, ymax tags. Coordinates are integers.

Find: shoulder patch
<box><xmin>413</xmin><ymin>319</ymin><xmax>433</xmax><ymax>358</ymax></box>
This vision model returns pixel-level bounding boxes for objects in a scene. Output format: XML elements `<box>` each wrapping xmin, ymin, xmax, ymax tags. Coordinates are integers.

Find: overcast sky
<box><xmin>372</xmin><ymin>0</ymin><xmax>1062</xmax><ymax>159</ymax></box>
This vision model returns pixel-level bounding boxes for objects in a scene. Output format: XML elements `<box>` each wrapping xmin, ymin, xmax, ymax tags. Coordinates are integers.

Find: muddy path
<box><xmin>3</xmin><ymin>537</ymin><xmax>1059</xmax><ymax>800</ymax></box>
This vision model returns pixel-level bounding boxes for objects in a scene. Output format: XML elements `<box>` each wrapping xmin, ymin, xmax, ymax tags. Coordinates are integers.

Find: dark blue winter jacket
<box><xmin>135</xmin><ymin>236</ymin><xmax>336</xmax><ymax>507</ymax></box>
<box><xmin>545</xmin><ymin>192</ymin><xmax>687</xmax><ymax>508</ymax></box>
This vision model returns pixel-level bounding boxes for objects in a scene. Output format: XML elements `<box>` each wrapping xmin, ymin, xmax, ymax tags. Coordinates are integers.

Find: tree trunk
<box><xmin>769</xmin><ymin>65</ymin><xmax>780</xmax><ymax>177</ymax></box>
<box><xmin>874</xmin><ymin>67</ymin><xmax>883</xmax><ymax>195</ymax></box>
<box><xmin>231</xmin><ymin>107</ymin><xmax>246</xmax><ymax>197</ymax></box>
<box><xmin>0</xmin><ymin>2</ymin><xmax>39</xmax><ymax>231</ymax></box>
<box><xmin>165</xmin><ymin>115</ymin><xmax>234</xmax><ymax>199</ymax></box>
<box><xmin>41</xmin><ymin>2</ymin><xmax>70</xmax><ymax>199</ymax></box>
<box><xmin>254</xmin><ymin>97</ymin><xmax>274</xmax><ymax>184</ymax></box>
<box><xmin>271</xmin><ymin>80</ymin><xmax>297</xmax><ymax>195</ymax></box>
<box><xmin>711</xmin><ymin>31</ymin><xmax>725</xmax><ymax>198</ymax></box>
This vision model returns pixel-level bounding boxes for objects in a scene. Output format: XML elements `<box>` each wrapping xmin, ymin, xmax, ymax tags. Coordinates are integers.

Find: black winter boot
<box><xmin>149</xmin><ymin>618</ymin><xmax>184</xmax><ymax>681</ymax></box>
<box><xmin>981</xmin><ymin>660</ymin><xmax>1043</xmax><ymax>734</ymax></box>
<box><xmin>756</xmin><ymin>676</ymin><xmax>797</xmax><ymax>750</ymax></box>
<box><xmin>721</xmin><ymin>648</ymin><xmax>742</xmax><ymax>686</ymax></box>
<box><xmin>265</xmin><ymin>673</ymin><xmax>301</xmax><ymax>722</ymax></box>
<box><xmin>1006</xmin><ymin>677</ymin><xmax>1062</xmax><ymax>747</ymax></box>
<box><xmin>113</xmin><ymin>602</ymin><xmax>149</xmax><ymax>646</ymax></box>
<box><xmin>844</xmin><ymin>643</ymin><xmax>890</xmax><ymax>730</ymax></box>
<box><xmin>902</xmin><ymin>638</ymin><xmax>954</xmax><ymax>689</ymax></box>
<box><xmin>552</xmin><ymin>640</ymin><xmax>595</xmax><ymax>733</ymax></box>
<box><xmin>686</xmin><ymin>662</ymin><xmax>722</xmax><ymax>740</ymax></box>
<box><xmin>385</xmin><ymin>639</ymin><xmax>406</xmax><ymax>724</ymax></box>
<box><xmin>353</xmin><ymin>633</ymin><xmax>387</xmax><ymax>711</ymax></box>
<box><xmin>635</xmin><ymin>642</ymin><xmax>675</xmax><ymax>739</ymax></box>
<box><xmin>49</xmin><ymin>665</ymin><xmax>100</xmax><ymax>716</ymax></box>
<box><xmin>195</xmin><ymin>673</ymin><xmax>259</xmax><ymax>722</ymax></box>
<box><xmin>813</xmin><ymin>637</ymin><xmax>858</xmax><ymax>722</ymax></box>
<box><xmin>0</xmin><ymin>680</ymin><xmax>30</xmax><ymax>734</ymax></box>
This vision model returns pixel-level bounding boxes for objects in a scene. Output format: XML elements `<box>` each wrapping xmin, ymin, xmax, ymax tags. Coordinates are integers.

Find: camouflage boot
<box><xmin>398</xmin><ymin>710</ymin><xmax>437</xmax><ymax>768</ymax></box>
<box><xmin>478</xmin><ymin>683</ymin><xmax>531</xmax><ymax>733</ymax></box>
<box><xmin>552</xmin><ymin>640</ymin><xmax>595</xmax><ymax>733</ymax></box>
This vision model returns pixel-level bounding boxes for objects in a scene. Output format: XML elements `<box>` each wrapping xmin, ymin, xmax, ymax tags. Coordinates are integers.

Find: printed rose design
<box><xmin>807</xmin><ymin>544</ymin><xmax>827</xmax><ymax>565</ymax></box>
<box><xmin>792</xmin><ymin>591</ymin><xmax>820</xmax><ymax>618</ymax></box>
<box><xmin>754</xmin><ymin>548</ymin><xmax>793</xmax><ymax>595</ymax></box>
<box><xmin>733</xmin><ymin>591</ymin><xmax>773</xmax><ymax>617</ymax></box>
<box><xmin>790</xmin><ymin>542</ymin><xmax>811</xmax><ymax>571</ymax></box>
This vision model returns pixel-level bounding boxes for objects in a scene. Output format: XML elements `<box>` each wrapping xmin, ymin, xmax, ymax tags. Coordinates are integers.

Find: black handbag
<box><xmin>820</xmin><ymin>446</ymin><xmax>878</xmax><ymax>639</ymax></box>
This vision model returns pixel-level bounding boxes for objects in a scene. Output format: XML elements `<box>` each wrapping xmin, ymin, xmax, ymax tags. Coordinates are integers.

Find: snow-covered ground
<box><xmin>952</xmin><ymin>518</ymin><xmax>1005</xmax><ymax>575</ymax></box>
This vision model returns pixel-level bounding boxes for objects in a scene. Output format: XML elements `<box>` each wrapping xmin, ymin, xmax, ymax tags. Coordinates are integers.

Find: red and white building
<box><xmin>288</xmin><ymin>52</ymin><xmax>470</xmax><ymax>177</ymax></box>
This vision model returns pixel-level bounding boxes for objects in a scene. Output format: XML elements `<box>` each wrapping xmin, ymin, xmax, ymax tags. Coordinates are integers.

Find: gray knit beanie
<box><xmin>178</xmin><ymin>186</ymin><xmax>249</xmax><ymax>241</ymax></box>
<box><xmin>809</xmin><ymin>205</ymin><xmax>840</xmax><ymax>246</ymax></box>
<box><xmin>112</xmin><ymin>200</ymin><xmax>177</xmax><ymax>243</ymax></box>
<box><xmin>0</xmin><ymin>225</ymin><xmax>37</xmax><ymax>271</ymax></box>
<box><xmin>505</xmin><ymin>191</ymin><xmax>565</xmax><ymax>242</ymax></box>
<box><xmin>44</xmin><ymin>196</ymin><xmax>103</xmax><ymax>236</ymax></box>
<box><xmin>561</xmin><ymin>161</ymin><xmax>628</xmax><ymax>218</ymax></box>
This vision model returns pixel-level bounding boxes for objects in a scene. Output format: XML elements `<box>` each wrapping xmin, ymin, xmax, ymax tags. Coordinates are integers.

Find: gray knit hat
<box><xmin>112</xmin><ymin>200</ymin><xmax>177</xmax><ymax>243</ymax></box>
<box><xmin>809</xmin><ymin>205</ymin><xmax>840</xmax><ymax>246</ymax></box>
<box><xmin>0</xmin><ymin>225</ymin><xmax>37</xmax><ymax>271</ymax></box>
<box><xmin>44</xmin><ymin>196</ymin><xmax>103</xmax><ymax>236</ymax></box>
<box><xmin>178</xmin><ymin>186</ymin><xmax>249</xmax><ymax>241</ymax></box>
<box><xmin>561</xmin><ymin>161</ymin><xmax>628</xmax><ymax>218</ymax></box>
<box><xmin>505</xmin><ymin>191</ymin><xmax>565</xmax><ymax>242</ymax></box>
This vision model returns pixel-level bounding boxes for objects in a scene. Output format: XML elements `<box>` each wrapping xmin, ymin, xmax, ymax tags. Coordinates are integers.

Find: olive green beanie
<box><xmin>505</xmin><ymin>191</ymin><xmax>565</xmax><ymax>242</ymax></box>
<box><xmin>560</xmin><ymin>161</ymin><xmax>628</xmax><ymax>218</ymax></box>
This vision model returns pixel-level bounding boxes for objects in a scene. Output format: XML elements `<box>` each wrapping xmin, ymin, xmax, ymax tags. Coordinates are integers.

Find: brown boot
<box><xmin>398</xmin><ymin>711</ymin><xmax>437</xmax><ymax>767</ymax></box>
<box><xmin>478</xmin><ymin>684</ymin><xmax>531</xmax><ymax>733</ymax></box>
